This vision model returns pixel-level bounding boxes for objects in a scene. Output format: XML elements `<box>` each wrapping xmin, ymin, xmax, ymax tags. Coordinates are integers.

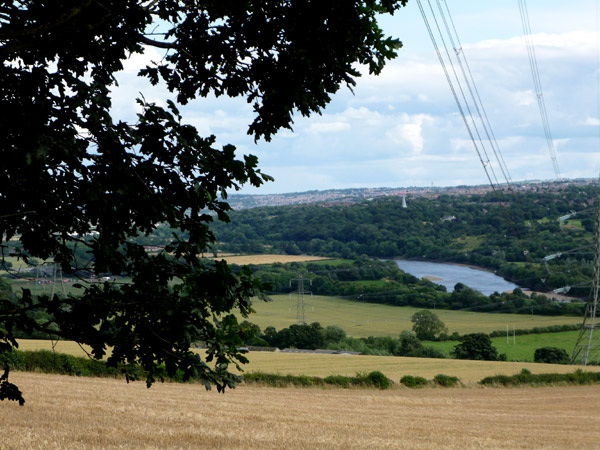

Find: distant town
<box><xmin>228</xmin><ymin>178</ymin><xmax>598</xmax><ymax>209</ymax></box>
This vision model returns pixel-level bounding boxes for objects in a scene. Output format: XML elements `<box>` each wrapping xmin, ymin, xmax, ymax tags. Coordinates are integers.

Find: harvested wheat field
<box><xmin>211</xmin><ymin>254</ymin><xmax>330</xmax><ymax>265</ymax></box>
<box><xmin>238</xmin><ymin>352</ymin><xmax>600</xmax><ymax>383</ymax></box>
<box><xmin>2</xmin><ymin>372</ymin><xmax>600</xmax><ymax>449</ymax></box>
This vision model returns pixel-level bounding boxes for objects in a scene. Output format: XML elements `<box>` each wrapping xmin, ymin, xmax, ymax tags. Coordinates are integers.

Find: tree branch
<box><xmin>0</xmin><ymin>211</ymin><xmax>36</xmax><ymax>219</ymax></box>
<box><xmin>138</xmin><ymin>34</ymin><xmax>177</xmax><ymax>49</ymax></box>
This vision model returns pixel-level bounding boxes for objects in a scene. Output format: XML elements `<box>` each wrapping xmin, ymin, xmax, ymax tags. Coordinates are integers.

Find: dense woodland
<box><xmin>210</xmin><ymin>183</ymin><xmax>598</xmax><ymax>298</ymax></box>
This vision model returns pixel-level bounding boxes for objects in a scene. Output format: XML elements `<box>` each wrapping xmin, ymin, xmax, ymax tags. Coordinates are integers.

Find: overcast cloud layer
<box><xmin>112</xmin><ymin>0</ymin><xmax>600</xmax><ymax>194</ymax></box>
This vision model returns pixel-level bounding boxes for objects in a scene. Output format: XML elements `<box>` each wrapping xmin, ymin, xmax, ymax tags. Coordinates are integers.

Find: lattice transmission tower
<box><xmin>290</xmin><ymin>274</ymin><xmax>312</xmax><ymax>324</ymax></box>
<box><xmin>571</xmin><ymin>203</ymin><xmax>600</xmax><ymax>365</ymax></box>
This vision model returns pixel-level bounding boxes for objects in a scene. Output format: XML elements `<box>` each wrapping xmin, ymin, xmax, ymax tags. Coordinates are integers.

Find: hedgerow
<box><xmin>243</xmin><ymin>371</ymin><xmax>394</xmax><ymax>390</ymax></box>
<box><xmin>479</xmin><ymin>369</ymin><xmax>600</xmax><ymax>386</ymax></box>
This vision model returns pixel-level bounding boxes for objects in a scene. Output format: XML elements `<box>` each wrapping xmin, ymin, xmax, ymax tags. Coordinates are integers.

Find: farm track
<box><xmin>2</xmin><ymin>371</ymin><xmax>600</xmax><ymax>449</ymax></box>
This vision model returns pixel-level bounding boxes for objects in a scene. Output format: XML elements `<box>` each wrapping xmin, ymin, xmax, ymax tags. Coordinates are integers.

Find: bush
<box><xmin>534</xmin><ymin>347</ymin><xmax>569</xmax><ymax>364</ymax></box>
<box><xmin>433</xmin><ymin>374</ymin><xmax>460</xmax><ymax>387</ymax></box>
<box><xmin>400</xmin><ymin>375</ymin><xmax>428</xmax><ymax>388</ymax></box>
<box><xmin>356</xmin><ymin>371</ymin><xmax>393</xmax><ymax>390</ymax></box>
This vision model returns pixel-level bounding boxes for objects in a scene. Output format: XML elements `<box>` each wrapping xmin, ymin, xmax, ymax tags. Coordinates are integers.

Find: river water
<box><xmin>394</xmin><ymin>260</ymin><xmax>520</xmax><ymax>296</ymax></box>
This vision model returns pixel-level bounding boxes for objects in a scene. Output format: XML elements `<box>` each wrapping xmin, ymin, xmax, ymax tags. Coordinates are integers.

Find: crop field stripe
<box><xmin>17</xmin><ymin>339</ymin><xmax>600</xmax><ymax>383</ymax></box>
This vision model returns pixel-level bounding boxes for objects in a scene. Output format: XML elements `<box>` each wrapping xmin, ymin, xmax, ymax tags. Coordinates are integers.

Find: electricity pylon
<box><xmin>50</xmin><ymin>263</ymin><xmax>67</xmax><ymax>298</ymax></box>
<box><xmin>290</xmin><ymin>274</ymin><xmax>312</xmax><ymax>324</ymax></box>
<box><xmin>571</xmin><ymin>203</ymin><xmax>600</xmax><ymax>365</ymax></box>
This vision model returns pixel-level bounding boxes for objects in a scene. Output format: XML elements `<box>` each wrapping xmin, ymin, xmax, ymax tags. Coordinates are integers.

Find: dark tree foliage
<box><xmin>533</xmin><ymin>346</ymin><xmax>569</xmax><ymax>364</ymax></box>
<box><xmin>0</xmin><ymin>0</ymin><xmax>407</xmax><ymax>404</ymax></box>
<box><xmin>262</xmin><ymin>322</ymin><xmax>326</xmax><ymax>350</ymax></box>
<box><xmin>452</xmin><ymin>333</ymin><xmax>499</xmax><ymax>361</ymax></box>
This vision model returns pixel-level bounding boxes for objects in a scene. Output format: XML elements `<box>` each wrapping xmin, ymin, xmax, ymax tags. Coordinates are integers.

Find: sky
<box><xmin>113</xmin><ymin>0</ymin><xmax>600</xmax><ymax>195</ymax></box>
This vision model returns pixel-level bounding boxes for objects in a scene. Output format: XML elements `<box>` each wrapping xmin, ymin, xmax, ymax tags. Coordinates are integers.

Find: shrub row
<box><xmin>479</xmin><ymin>368</ymin><xmax>600</xmax><ymax>386</ymax></box>
<box><xmin>400</xmin><ymin>374</ymin><xmax>461</xmax><ymax>388</ymax></box>
<box><xmin>243</xmin><ymin>370</ymin><xmax>393</xmax><ymax>389</ymax></box>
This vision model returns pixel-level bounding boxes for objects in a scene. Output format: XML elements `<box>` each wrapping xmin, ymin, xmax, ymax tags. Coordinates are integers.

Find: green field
<box><xmin>426</xmin><ymin>331</ymin><xmax>580</xmax><ymax>362</ymax></box>
<box><xmin>300</xmin><ymin>258</ymin><xmax>355</xmax><ymax>266</ymax></box>
<box><xmin>249</xmin><ymin>294</ymin><xmax>581</xmax><ymax>337</ymax></box>
<box><xmin>0</xmin><ymin>256</ymin><xmax>47</xmax><ymax>275</ymax></box>
<box><xmin>452</xmin><ymin>235</ymin><xmax>484</xmax><ymax>251</ymax></box>
<box><xmin>563</xmin><ymin>219</ymin><xmax>583</xmax><ymax>228</ymax></box>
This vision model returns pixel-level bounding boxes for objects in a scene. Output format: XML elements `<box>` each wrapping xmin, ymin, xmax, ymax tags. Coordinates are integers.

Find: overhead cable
<box><xmin>517</xmin><ymin>0</ymin><xmax>561</xmax><ymax>179</ymax></box>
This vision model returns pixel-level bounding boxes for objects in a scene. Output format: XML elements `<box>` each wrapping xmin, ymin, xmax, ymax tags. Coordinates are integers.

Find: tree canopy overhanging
<box><xmin>0</xmin><ymin>0</ymin><xmax>408</xmax><ymax>404</ymax></box>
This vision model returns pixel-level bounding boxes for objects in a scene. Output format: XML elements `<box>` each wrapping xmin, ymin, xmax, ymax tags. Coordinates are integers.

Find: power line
<box><xmin>417</xmin><ymin>0</ymin><xmax>500</xmax><ymax>190</ymax></box>
<box><xmin>517</xmin><ymin>0</ymin><xmax>561</xmax><ymax>179</ymax></box>
<box><xmin>438</xmin><ymin>0</ymin><xmax>513</xmax><ymax>186</ymax></box>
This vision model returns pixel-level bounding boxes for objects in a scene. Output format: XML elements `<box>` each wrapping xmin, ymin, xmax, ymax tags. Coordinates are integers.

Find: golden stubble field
<box><xmin>211</xmin><ymin>254</ymin><xmax>331</xmax><ymax>265</ymax></box>
<box><xmin>2</xmin><ymin>371</ymin><xmax>600</xmax><ymax>449</ymax></box>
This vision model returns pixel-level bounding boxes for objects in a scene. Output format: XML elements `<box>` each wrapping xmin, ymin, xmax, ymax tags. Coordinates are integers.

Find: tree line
<box><xmin>246</xmin><ymin>260</ymin><xmax>585</xmax><ymax>316</ymax></box>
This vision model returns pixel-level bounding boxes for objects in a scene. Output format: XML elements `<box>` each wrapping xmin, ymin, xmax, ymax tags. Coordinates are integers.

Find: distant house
<box><xmin>441</xmin><ymin>215</ymin><xmax>456</xmax><ymax>222</ymax></box>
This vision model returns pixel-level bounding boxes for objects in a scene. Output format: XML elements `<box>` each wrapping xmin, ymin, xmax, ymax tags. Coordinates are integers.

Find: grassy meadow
<box><xmin>247</xmin><ymin>294</ymin><xmax>581</xmax><ymax>337</ymax></box>
<box><xmin>0</xmin><ymin>255</ymin><xmax>33</xmax><ymax>272</ymax></box>
<box><xmin>427</xmin><ymin>331</ymin><xmax>581</xmax><ymax>361</ymax></box>
<box><xmin>8</xmin><ymin>277</ymin><xmax>85</xmax><ymax>297</ymax></box>
<box><xmin>4</xmin><ymin>371</ymin><xmax>600</xmax><ymax>449</ymax></box>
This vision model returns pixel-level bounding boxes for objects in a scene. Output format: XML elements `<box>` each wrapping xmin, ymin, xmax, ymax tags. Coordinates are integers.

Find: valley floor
<box><xmin>2</xmin><ymin>371</ymin><xmax>600</xmax><ymax>449</ymax></box>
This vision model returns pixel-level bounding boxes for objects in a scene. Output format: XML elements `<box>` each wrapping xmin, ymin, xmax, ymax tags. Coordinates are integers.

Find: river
<box><xmin>394</xmin><ymin>259</ymin><xmax>520</xmax><ymax>296</ymax></box>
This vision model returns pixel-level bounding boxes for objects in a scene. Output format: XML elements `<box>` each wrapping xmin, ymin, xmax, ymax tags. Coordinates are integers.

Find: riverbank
<box><xmin>393</xmin><ymin>259</ymin><xmax>520</xmax><ymax>296</ymax></box>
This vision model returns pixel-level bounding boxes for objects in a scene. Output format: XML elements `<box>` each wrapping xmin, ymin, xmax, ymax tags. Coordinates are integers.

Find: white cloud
<box><xmin>513</xmin><ymin>90</ymin><xmax>536</xmax><ymax>107</ymax></box>
<box><xmin>121</xmin><ymin>46</ymin><xmax>164</xmax><ymax>74</ymax></box>
<box><xmin>308</xmin><ymin>121</ymin><xmax>351</xmax><ymax>133</ymax></box>
<box><xmin>386</xmin><ymin>114</ymin><xmax>433</xmax><ymax>153</ymax></box>
<box><xmin>584</xmin><ymin>117</ymin><xmax>600</xmax><ymax>126</ymax></box>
